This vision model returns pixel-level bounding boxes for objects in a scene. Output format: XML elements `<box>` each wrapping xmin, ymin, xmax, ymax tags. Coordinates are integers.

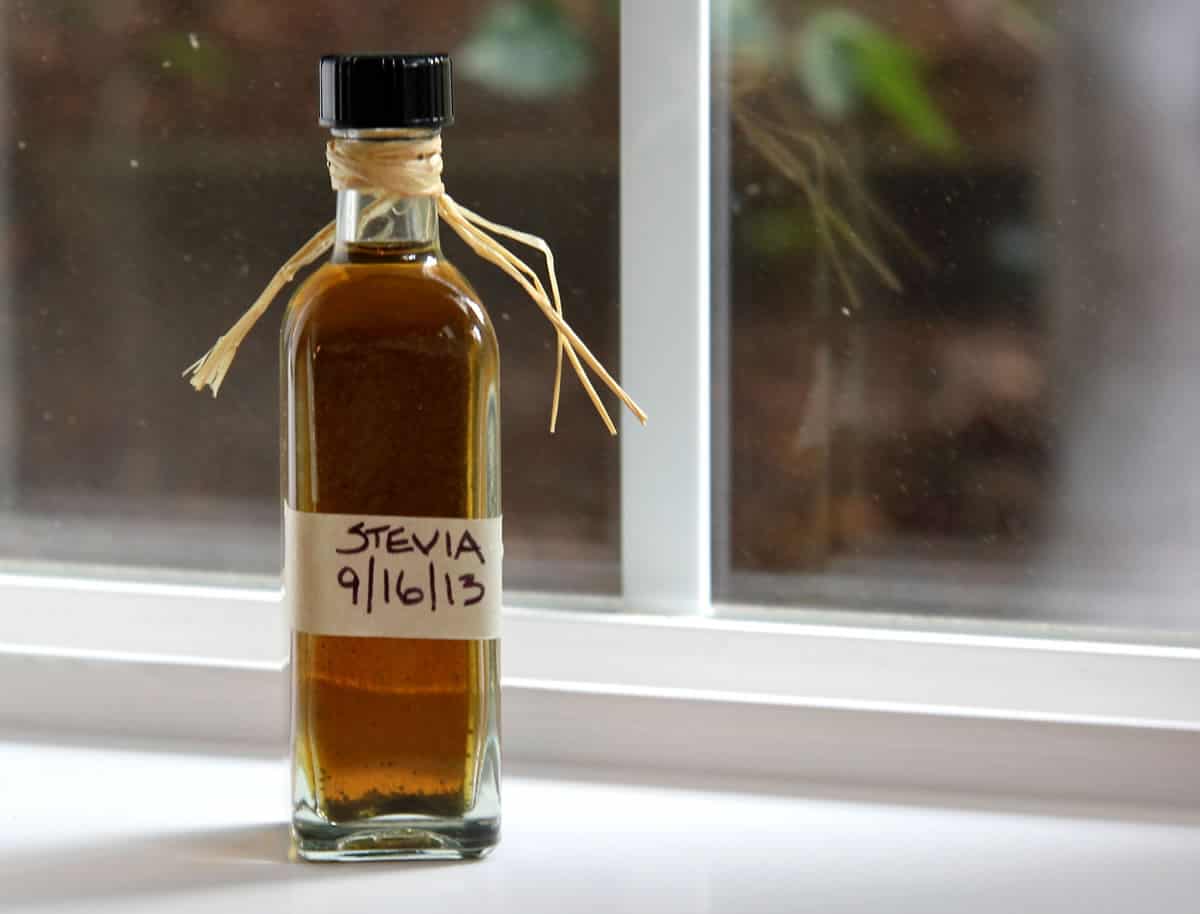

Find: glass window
<box><xmin>1</xmin><ymin>0</ymin><xmax>620</xmax><ymax>593</ymax></box>
<box><xmin>713</xmin><ymin>0</ymin><xmax>1200</xmax><ymax>632</ymax></box>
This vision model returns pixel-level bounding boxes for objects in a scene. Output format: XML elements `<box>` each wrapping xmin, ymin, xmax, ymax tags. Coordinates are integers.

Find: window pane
<box><xmin>2</xmin><ymin>1</ymin><xmax>619</xmax><ymax>593</ymax></box>
<box><xmin>713</xmin><ymin>0</ymin><xmax>1200</xmax><ymax>632</ymax></box>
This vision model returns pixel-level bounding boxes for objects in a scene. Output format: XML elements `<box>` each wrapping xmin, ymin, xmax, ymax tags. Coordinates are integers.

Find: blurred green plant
<box><xmin>458</xmin><ymin>0</ymin><xmax>592</xmax><ymax>100</ymax></box>
<box><xmin>742</xmin><ymin>204</ymin><xmax>820</xmax><ymax>259</ymax></box>
<box><xmin>150</xmin><ymin>32</ymin><xmax>231</xmax><ymax>92</ymax></box>
<box><xmin>797</xmin><ymin>9</ymin><xmax>959</xmax><ymax>156</ymax></box>
<box><xmin>734</xmin><ymin>94</ymin><xmax>930</xmax><ymax>310</ymax></box>
<box><xmin>727</xmin><ymin>4</ymin><xmax>959</xmax><ymax>304</ymax></box>
<box><xmin>724</xmin><ymin>0</ymin><xmax>781</xmax><ymax>70</ymax></box>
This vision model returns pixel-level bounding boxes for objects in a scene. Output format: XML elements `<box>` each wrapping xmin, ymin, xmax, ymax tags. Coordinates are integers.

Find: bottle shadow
<box><xmin>4</xmin><ymin>822</ymin><xmax>463</xmax><ymax>906</ymax></box>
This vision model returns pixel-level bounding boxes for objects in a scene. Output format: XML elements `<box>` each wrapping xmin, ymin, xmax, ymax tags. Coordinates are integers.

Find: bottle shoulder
<box><xmin>284</xmin><ymin>255</ymin><xmax>496</xmax><ymax>351</ymax></box>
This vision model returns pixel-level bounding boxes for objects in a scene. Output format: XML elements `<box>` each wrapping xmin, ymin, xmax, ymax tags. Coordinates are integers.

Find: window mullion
<box><xmin>619</xmin><ymin>0</ymin><xmax>712</xmax><ymax>614</ymax></box>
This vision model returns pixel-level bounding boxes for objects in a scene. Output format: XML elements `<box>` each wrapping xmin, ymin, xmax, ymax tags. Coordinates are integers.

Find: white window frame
<box><xmin>2</xmin><ymin>0</ymin><xmax>1199</xmax><ymax>809</ymax></box>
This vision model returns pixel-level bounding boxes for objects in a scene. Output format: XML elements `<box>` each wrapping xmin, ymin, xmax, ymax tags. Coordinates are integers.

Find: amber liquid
<box><xmin>284</xmin><ymin>241</ymin><xmax>500</xmax><ymax>829</ymax></box>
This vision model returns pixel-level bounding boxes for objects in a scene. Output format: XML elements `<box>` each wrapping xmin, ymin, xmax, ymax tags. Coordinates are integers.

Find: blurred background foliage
<box><xmin>17</xmin><ymin>1</ymin><xmax>1168</xmax><ymax>630</ymax></box>
<box><xmin>458</xmin><ymin>0</ymin><xmax>594</xmax><ymax>99</ymax></box>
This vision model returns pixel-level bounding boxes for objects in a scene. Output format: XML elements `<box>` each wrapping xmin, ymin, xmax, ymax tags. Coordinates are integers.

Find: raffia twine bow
<box><xmin>184</xmin><ymin>135</ymin><xmax>646</xmax><ymax>435</ymax></box>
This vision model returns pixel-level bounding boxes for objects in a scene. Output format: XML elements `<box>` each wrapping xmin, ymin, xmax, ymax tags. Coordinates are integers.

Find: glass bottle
<box><xmin>283</xmin><ymin>54</ymin><xmax>501</xmax><ymax>861</ymax></box>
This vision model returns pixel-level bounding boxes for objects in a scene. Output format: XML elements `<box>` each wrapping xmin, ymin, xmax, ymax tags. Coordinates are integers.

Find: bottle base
<box><xmin>292</xmin><ymin>817</ymin><xmax>499</xmax><ymax>862</ymax></box>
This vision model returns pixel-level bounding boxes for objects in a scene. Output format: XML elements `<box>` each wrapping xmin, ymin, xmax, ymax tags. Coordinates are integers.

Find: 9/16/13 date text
<box><xmin>333</xmin><ymin>521</ymin><xmax>490</xmax><ymax>615</ymax></box>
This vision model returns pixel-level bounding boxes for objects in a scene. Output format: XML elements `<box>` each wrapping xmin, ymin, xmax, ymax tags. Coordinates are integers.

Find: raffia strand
<box><xmin>184</xmin><ymin>136</ymin><xmax>646</xmax><ymax>434</ymax></box>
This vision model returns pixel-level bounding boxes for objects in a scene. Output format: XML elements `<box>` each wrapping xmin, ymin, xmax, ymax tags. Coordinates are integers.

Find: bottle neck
<box><xmin>331</xmin><ymin>128</ymin><xmax>441</xmax><ymax>261</ymax></box>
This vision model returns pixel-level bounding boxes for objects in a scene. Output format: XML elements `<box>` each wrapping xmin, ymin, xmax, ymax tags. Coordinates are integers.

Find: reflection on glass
<box><xmin>1</xmin><ymin>0</ymin><xmax>620</xmax><ymax>594</ymax></box>
<box><xmin>714</xmin><ymin>0</ymin><xmax>1200</xmax><ymax>632</ymax></box>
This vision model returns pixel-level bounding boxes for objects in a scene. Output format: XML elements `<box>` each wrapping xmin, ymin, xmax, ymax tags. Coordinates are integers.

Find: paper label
<box><xmin>285</xmin><ymin>506</ymin><xmax>502</xmax><ymax>640</ymax></box>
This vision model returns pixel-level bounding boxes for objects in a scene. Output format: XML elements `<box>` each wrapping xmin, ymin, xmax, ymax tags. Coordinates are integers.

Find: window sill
<box><xmin>2</xmin><ymin>570</ymin><xmax>1199</xmax><ymax>811</ymax></box>
<box><xmin>2</xmin><ymin>738</ymin><xmax>1199</xmax><ymax>914</ymax></box>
